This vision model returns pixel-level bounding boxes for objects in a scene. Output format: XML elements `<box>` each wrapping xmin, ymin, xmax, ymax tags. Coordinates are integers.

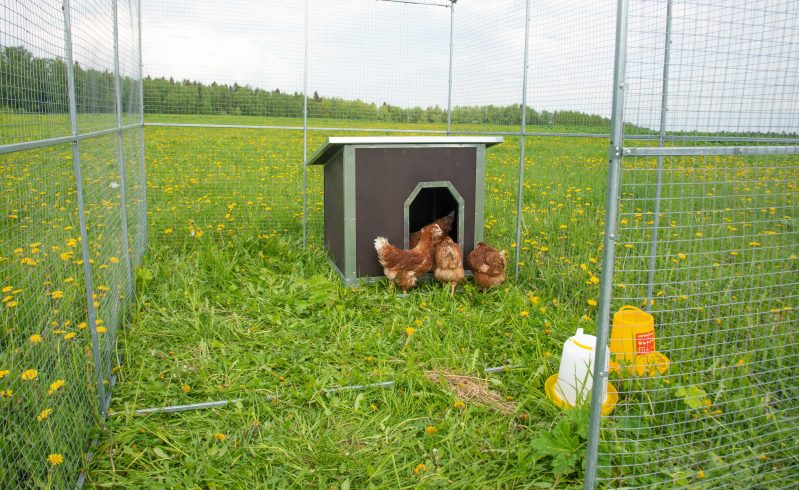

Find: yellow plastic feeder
<box><xmin>609</xmin><ymin>305</ymin><xmax>669</xmax><ymax>376</ymax></box>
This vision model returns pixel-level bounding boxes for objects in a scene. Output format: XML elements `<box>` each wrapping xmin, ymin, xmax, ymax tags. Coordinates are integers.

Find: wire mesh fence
<box><xmin>3</xmin><ymin>0</ymin><xmax>798</xmax><ymax>487</ymax></box>
<box><xmin>0</xmin><ymin>0</ymin><xmax>144</xmax><ymax>486</ymax></box>
<box><xmin>588</xmin><ymin>0</ymin><xmax>799</xmax><ymax>487</ymax></box>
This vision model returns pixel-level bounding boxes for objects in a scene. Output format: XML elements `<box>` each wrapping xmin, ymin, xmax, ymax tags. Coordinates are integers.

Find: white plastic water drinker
<box><xmin>554</xmin><ymin>328</ymin><xmax>608</xmax><ymax>406</ymax></box>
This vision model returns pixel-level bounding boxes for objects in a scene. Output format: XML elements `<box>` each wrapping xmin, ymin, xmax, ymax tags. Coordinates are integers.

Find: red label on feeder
<box><xmin>635</xmin><ymin>331</ymin><xmax>655</xmax><ymax>354</ymax></box>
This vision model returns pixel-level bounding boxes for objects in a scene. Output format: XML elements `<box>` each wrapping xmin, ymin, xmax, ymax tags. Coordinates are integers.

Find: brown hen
<box><xmin>374</xmin><ymin>223</ymin><xmax>443</xmax><ymax>292</ymax></box>
<box><xmin>467</xmin><ymin>242</ymin><xmax>506</xmax><ymax>291</ymax></box>
<box><xmin>434</xmin><ymin>236</ymin><xmax>465</xmax><ymax>296</ymax></box>
<box><xmin>409</xmin><ymin>211</ymin><xmax>454</xmax><ymax>249</ymax></box>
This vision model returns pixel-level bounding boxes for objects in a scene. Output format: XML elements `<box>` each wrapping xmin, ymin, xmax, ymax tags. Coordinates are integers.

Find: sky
<box><xmin>1</xmin><ymin>0</ymin><xmax>796</xmax><ymax>133</ymax></box>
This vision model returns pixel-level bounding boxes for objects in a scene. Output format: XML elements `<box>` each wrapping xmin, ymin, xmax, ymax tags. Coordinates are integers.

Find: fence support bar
<box><xmin>645</xmin><ymin>0</ymin><xmax>673</xmax><ymax>312</ymax></box>
<box><xmin>137</xmin><ymin>0</ymin><xmax>148</xmax><ymax>251</ymax></box>
<box><xmin>302</xmin><ymin>0</ymin><xmax>309</xmax><ymax>247</ymax></box>
<box><xmin>513</xmin><ymin>0</ymin><xmax>531</xmax><ymax>281</ymax></box>
<box><xmin>585</xmin><ymin>0</ymin><xmax>629</xmax><ymax>488</ymax></box>
<box><xmin>624</xmin><ymin>145</ymin><xmax>799</xmax><ymax>157</ymax></box>
<box><xmin>62</xmin><ymin>0</ymin><xmax>106</xmax><ymax>415</ymax></box>
<box><xmin>112</xmin><ymin>0</ymin><xmax>134</xmax><ymax>303</ymax></box>
<box><xmin>0</xmin><ymin>124</ymin><xmax>142</xmax><ymax>155</ymax></box>
<box><xmin>446</xmin><ymin>0</ymin><xmax>455</xmax><ymax>134</ymax></box>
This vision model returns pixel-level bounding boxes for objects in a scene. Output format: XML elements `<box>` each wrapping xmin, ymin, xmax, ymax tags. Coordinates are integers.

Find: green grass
<box><xmin>2</xmin><ymin>113</ymin><xmax>797</xmax><ymax>488</ymax></box>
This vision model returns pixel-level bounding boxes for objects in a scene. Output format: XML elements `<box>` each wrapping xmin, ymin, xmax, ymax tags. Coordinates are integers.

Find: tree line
<box><xmin>2</xmin><ymin>46</ymin><xmax>611</xmax><ymax>127</ymax></box>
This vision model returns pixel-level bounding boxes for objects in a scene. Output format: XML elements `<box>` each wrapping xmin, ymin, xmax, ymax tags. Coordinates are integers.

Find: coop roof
<box><xmin>305</xmin><ymin>136</ymin><xmax>504</xmax><ymax>166</ymax></box>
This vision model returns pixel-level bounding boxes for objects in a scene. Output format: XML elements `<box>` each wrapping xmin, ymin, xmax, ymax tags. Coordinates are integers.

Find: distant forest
<box><xmin>1</xmin><ymin>46</ymin><xmax>611</xmax><ymax>126</ymax></box>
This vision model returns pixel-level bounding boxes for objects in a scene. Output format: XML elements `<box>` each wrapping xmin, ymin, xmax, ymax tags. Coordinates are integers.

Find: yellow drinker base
<box><xmin>544</xmin><ymin>373</ymin><xmax>618</xmax><ymax>416</ymax></box>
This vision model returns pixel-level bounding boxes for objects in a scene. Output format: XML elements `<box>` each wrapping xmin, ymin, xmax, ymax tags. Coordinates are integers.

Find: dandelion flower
<box><xmin>64</xmin><ymin>332</ymin><xmax>76</xmax><ymax>340</ymax></box>
<box><xmin>404</xmin><ymin>326</ymin><xmax>416</xmax><ymax>336</ymax></box>
<box><xmin>519</xmin><ymin>310</ymin><xmax>529</xmax><ymax>318</ymax></box>
<box><xmin>181</xmin><ymin>384</ymin><xmax>191</xmax><ymax>394</ymax></box>
<box><xmin>214</xmin><ymin>432</ymin><xmax>227</xmax><ymax>441</ymax></box>
<box><xmin>21</xmin><ymin>369</ymin><xmax>38</xmax><ymax>381</ymax></box>
<box><xmin>37</xmin><ymin>408</ymin><xmax>53</xmax><ymax>421</ymax></box>
<box><xmin>453</xmin><ymin>400</ymin><xmax>465</xmax><ymax>410</ymax></box>
<box><xmin>30</xmin><ymin>334</ymin><xmax>43</xmax><ymax>344</ymax></box>
<box><xmin>677</xmin><ymin>252</ymin><xmax>687</xmax><ymax>260</ymax></box>
<box><xmin>587</xmin><ymin>299</ymin><xmax>598</xmax><ymax>307</ymax></box>
<box><xmin>48</xmin><ymin>379</ymin><xmax>65</xmax><ymax>395</ymax></box>
<box><xmin>109</xmin><ymin>256</ymin><xmax>120</xmax><ymax>264</ymax></box>
<box><xmin>0</xmin><ymin>286</ymin><xmax>11</xmax><ymax>293</ymax></box>
<box><xmin>413</xmin><ymin>463</ymin><xmax>428</xmax><ymax>475</ymax></box>
<box><xmin>96</xmin><ymin>326</ymin><xmax>107</xmax><ymax>334</ymax></box>
<box><xmin>425</xmin><ymin>425</ymin><xmax>438</xmax><ymax>435</ymax></box>
<box><xmin>47</xmin><ymin>453</ymin><xmax>64</xmax><ymax>466</ymax></box>
<box><xmin>0</xmin><ymin>370</ymin><xmax>9</xmax><ymax>379</ymax></box>
<box><xmin>696</xmin><ymin>470</ymin><xmax>705</xmax><ymax>479</ymax></box>
<box><xmin>50</xmin><ymin>290</ymin><xmax>64</xmax><ymax>299</ymax></box>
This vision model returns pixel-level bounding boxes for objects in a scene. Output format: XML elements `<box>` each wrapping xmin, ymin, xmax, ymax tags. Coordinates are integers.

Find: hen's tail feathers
<box><xmin>374</xmin><ymin>236</ymin><xmax>389</xmax><ymax>253</ymax></box>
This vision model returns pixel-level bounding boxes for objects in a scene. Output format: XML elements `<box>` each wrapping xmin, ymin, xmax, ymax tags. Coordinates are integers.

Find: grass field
<box><xmin>2</xmin><ymin>114</ymin><xmax>797</xmax><ymax>488</ymax></box>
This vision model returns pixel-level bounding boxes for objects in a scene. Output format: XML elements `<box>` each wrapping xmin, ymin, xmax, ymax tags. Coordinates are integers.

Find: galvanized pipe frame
<box><xmin>62</xmin><ymin>0</ymin><xmax>107</xmax><ymax>416</ymax></box>
<box><xmin>645</xmin><ymin>0</ymin><xmax>673</xmax><ymax>313</ymax></box>
<box><xmin>584</xmin><ymin>0</ymin><xmax>629</xmax><ymax>487</ymax></box>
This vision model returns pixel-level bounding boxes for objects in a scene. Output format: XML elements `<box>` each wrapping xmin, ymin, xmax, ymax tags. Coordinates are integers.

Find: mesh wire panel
<box><xmin>594</xmin><ymin>1</ymin><xmax>799</xmax><ymax>487</ymax></box>
<box><xmin>525</xmin><ymin>1</ymin><xmax>616</xmax><ymax>132</ymax></box>
<box><xmin>624</xmin><ymin>0</ymin><xmax>799</xmax><ymax>139</ymax></box>
<box><xmin>70</xmin><ymin>0</ymin><xmax>117</xmax><ymax>133</ymax></box>
<box><xmin>0</xmin><ymin>0</ymin><xmax>71</xmax><ymax>144</ymax></box>
<box><xmin>1</xmin><ymin>0</ymin><xmax>143</xmax><ymax>486</ymax></box>
<box><xmin>141</xmin><ymin>0</ymin><xmax>304</xmax><ymax>121</ymax></box>
<box><xmin>451</xmin><ymin>0</ymin><xmax>525</xmax><ymax>132</ymax></box>
<box><xmin>0</xmin><ymin>144</ymin><xmax>96</xmax><ymax>488</ymax></box>
<box><xmin>307</xmin><ymin>0</ymin><xmax>449</xmax><ymax>128</ymax></box>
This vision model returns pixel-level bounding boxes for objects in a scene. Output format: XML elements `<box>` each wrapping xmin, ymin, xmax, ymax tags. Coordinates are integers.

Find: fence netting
<box><xmin>0</xmin><ymin>0</ymin><xmax>144</xmax><ymax>487</ymax></box>
<box><xmin>594</xmin><ymin>0</ymin><xmax>799</xmax><ymax>487</ymax></box>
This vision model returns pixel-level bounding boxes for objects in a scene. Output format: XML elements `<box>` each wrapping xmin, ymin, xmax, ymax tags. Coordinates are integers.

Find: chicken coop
<box><xmin>1</xmin><ymin>0</ymin><xmax>798</xmax><ymax>488</ymax></box>
<box><xmin>306</xmin><ymin>136</ymin><xmax>502</xmax><ymax>285</ymax></box>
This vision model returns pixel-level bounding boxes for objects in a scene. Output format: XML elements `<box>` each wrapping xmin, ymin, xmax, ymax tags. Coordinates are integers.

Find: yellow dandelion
<box><xmin>519</xmin><ymin>310</ymin><xmax>529</xmax><ymax>318</ymax></box>
<box><xmin>214</xmin><ymin>432</ymin><xmax>227</xmax><ymax>441</ymax></box>
<box><xmin>30</xmin><ymin>334</ymin><xmax>43</xmax><ymax>344</ymax></box>
<box><xmin>696</xmin><ymin>470</ymin><xmax>705</xmax><ymax>479</ymax></box>
<box><xmin>677</xmin><ymin>252</ymin><xmax>687</xmax><ymax>260</ymax></box>
<box><xmin>37</xmin><ymin>408</ymin><xmax>53</xmax><ymax>421</ymax></box>
<box><xmin>413</xmin><ymin>463</ymin><xmax>428</xmax><ymax>475</ymax></box>
<box><xmin>181</xmin><ymin>384</ymin><xmax>191</xmax><ymax>394</ymax></box>
<box><xmin>749</xmin><ymin>241</ymin><xmax>761</xmax><ymax>247</ymax></box>
<box><xmin>21</xmin><ymin>369</ymin><xmax>38</xmax><ymax>381</ymax></box>
<box><xmin>528</xmin><ymin>294</ymin><xmax>540</xmax><ymax>305</ymax></box>
<box><xmin>6</xmin><ymin>301</ymin><xmax>18</xmax><ymax>308</ymax></box>
<box><xmin>48</xmin><ymin>379</ymin><xmax>65</xmax><ymax>395</ymax></box>
<box><xmin>64</xmin><ymin>332</ymin><xmax>76</xmax><ymax>340</ymax></box>
<box><xmin>404</xmin><ymin>326</ymin><xmax>416</xmax><ymax>336</ymax></box>
<box><xmin>47</xmin><ymin>453</ymin><xmax>64</xmax><ymax>466</ymax></box>
<box><xmin>96</xmin><ymin>326</ymin><xmax>107</xmax><ymax>334</ymax></box>
<box><xmin>0</xmin><ymin>286</ymin><xmax>11</xmax><ymax>293</ymax></box>
<box><xmin>78</xmin><ymin>322</ymin><xmax>87</xmax><ymax>330</ymax></box>
<box><xmin>0</xmin><ymin>370</ymin><xmax>10</xmax><ymax>379</ymax></box>
<box><xmin>453</xmin><ymin>400</ymin><xmax>465</xmax><ymax>410</ymax></box>
<box><xmin>50</xmin><ymin>290</ymin><xmax>64</xmax><ymax>299</ymax></box>
<box><xmin>425</xmin><ymin>425</ymin><xmax>438</xmax><ymax>435</ymax></box>
<box><xmin>109</xmin><ymin>256</ymin><xmax>120</xmax><ymax>263</ymax></box>
<box><xmin>539</xmin><ymin>246</ymin><xmax>549</xmax><ymax>252</ymax></box>
<box><xmin>587</xmin><ymin>299</ymin><xmax>598</xmax><ymax>307</ymax></box>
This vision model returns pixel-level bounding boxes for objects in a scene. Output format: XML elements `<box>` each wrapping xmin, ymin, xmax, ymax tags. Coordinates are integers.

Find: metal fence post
<box><xmin>645</xmin><ymin>0</ymin><xmax>673</xmax><ymax>312</ymax></box>
<box><xmin>513</xmin><ymin>0</ymin><xmax>531</xmax><ymax>281</ymax></box>
<box><xmin>137</xmin><ymin>0</ymin><xmax>148</xmax><ymax>251</ymax></box>
<box><xmin>62</xmin><ymin>0</ymin><xmax>107</xmax><ymax>414</ymax></box>
<box><xmin>112</xmin><ymin>0</ymin><xmax>134</xmax><ymax>303</ymax></box>
<box><xmin>446</xmin><ymin>0</ymin><xmax>455</xmax><ymax>134</ymax></box>
<box><xmin>302</xmin><ymin>0</ymin><xmax>309</xmax><ymax>247</ymax></box>
<box><xmin>584</xmin><ymin>0</ymin><xmax>629</xmax><ymax>487</ymax></box>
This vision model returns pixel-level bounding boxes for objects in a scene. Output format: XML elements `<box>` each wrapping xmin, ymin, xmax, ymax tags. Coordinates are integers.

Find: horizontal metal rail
<box><xmin>623</xmin><ymin>144</ymin><xmax>799</xmax><ymax>157</ymax></box>
<box><xmin>0</xmin><ymin>123</ymin><xmax>143</xmax><ymax>155</ymax></box>
<box><xmin>142</xmin><ymin>122</ymin><xmax>799</xmax><ymax>143</ymax></box>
